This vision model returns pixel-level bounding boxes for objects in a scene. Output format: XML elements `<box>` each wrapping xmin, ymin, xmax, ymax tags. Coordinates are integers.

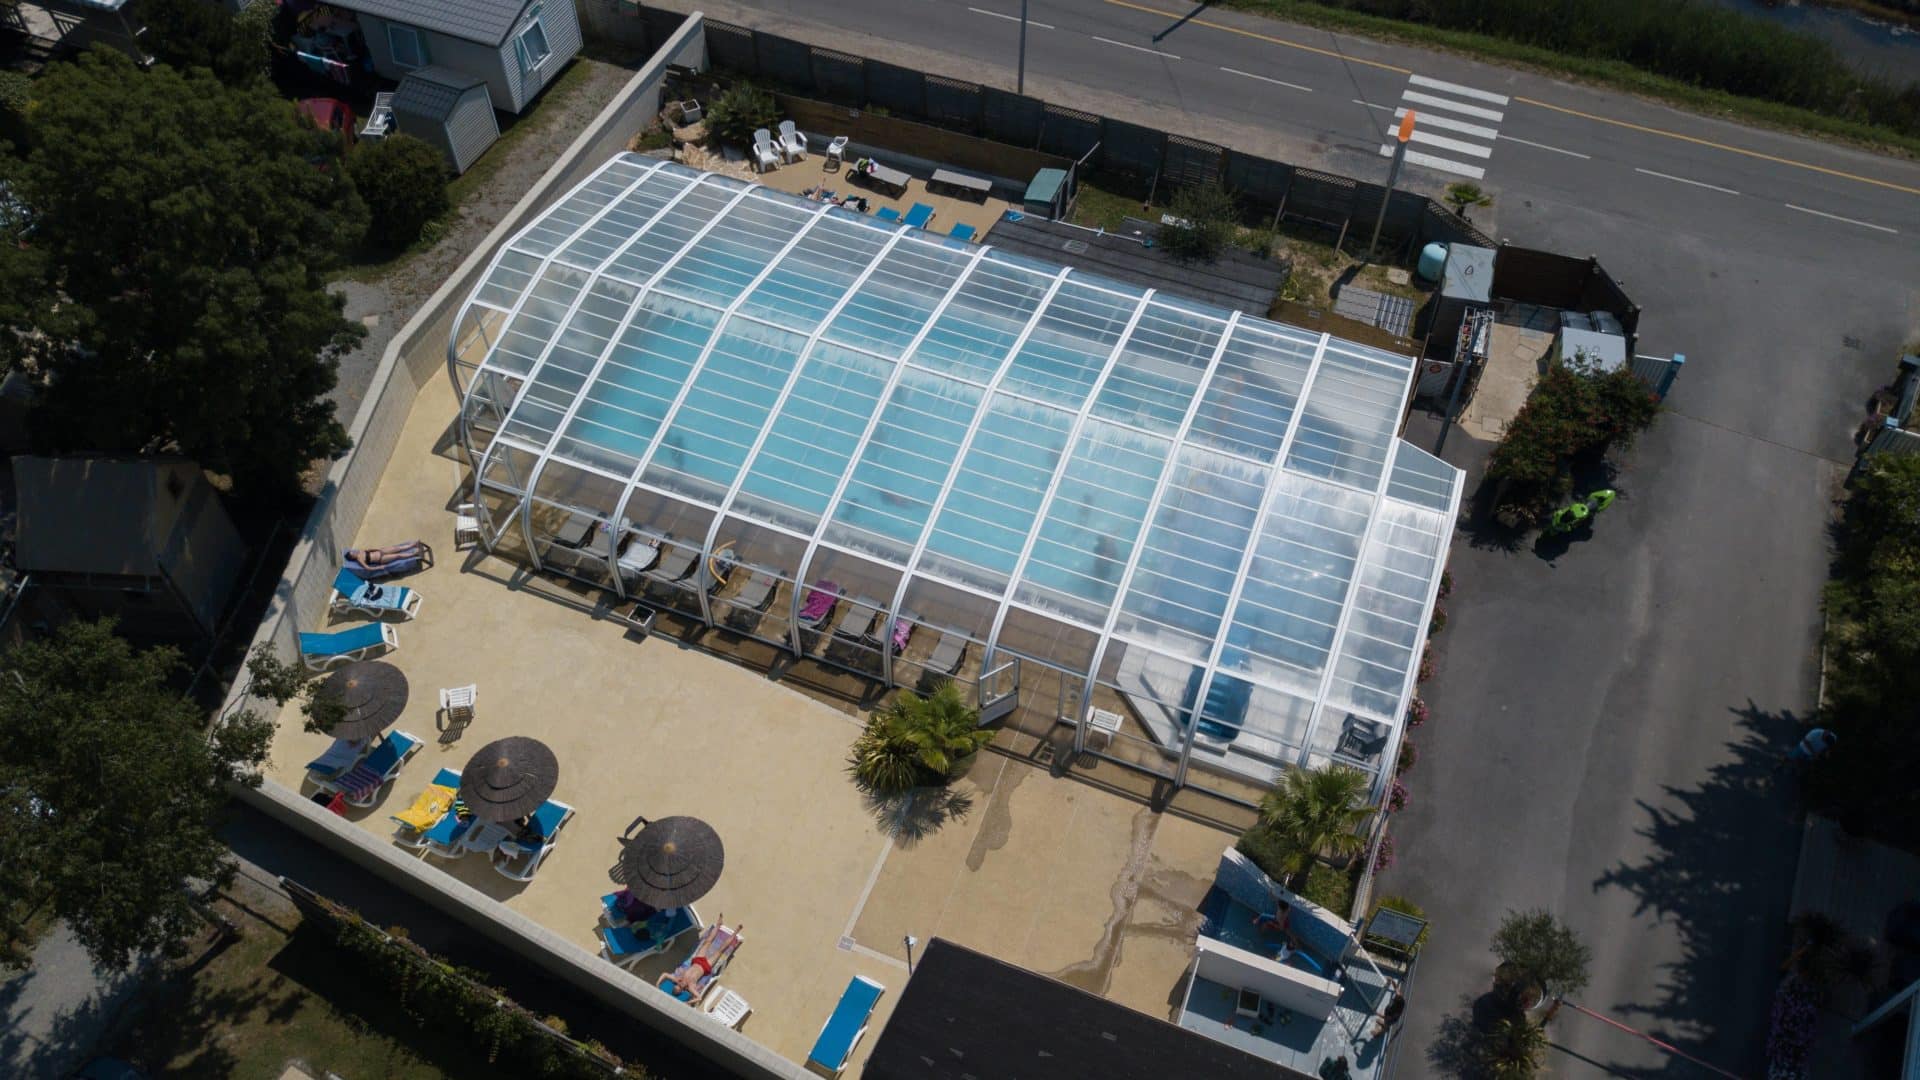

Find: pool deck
<box><xmin>751</xmin><ymin>155</ymin><xmax>1009</xmax><ymax>244</ymax></box>
<box><xmin>271</xmin><ymin>371</ymin><xmax>1247</xmax><ymax>1075</ymax></box>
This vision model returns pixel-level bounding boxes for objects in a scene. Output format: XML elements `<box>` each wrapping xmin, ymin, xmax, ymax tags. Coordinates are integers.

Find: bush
<box><xmin>704</xmin><ymin>81</ymin><xmax>779</xmax><ymax>150</ymax></box>
<box><xmin>1487</xmin><ymin>353</ymin><xmax>1660</xmax><ymax>523</ymax></box>
<box><xmin>1157</xmin><ymin>183</ymin><xmax>1238</xmax><ymax>262</ymax></box>
<box><xmin>847</xmin><ymin>680</ymin><xmax>992</xmax><ymax>797</ymax></box>
<box><xmin>138</xmin><ymin>0</ymin><xmax>270</xmax><ymax>85</ymax></box>
<box><xmin>350</xmin><ymin>135</ymin><xmax>450</xmax><ymax>250</ymax></box>
<box><xmin>1387</xmin><ymin>778</ymin><xmax>1409</xmax><ymax>813</ymax></box>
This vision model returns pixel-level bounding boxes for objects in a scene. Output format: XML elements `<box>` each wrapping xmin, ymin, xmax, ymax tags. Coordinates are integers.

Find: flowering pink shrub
<box><xmin>1407</xmin><ymin>697</ymin><xmax>1429</xmax><ymax>727</ymax></box>
<box><xmin>1418</xmin><ymin>645</ymin><xmax>1436</xmax><ymax>682</ymax></box>
<box><xmin>1373</xmin><ymin>831</ymin><xmax>1395</xmax><ymax>873</ymax></box>
<box><xmin>1388</xmin><ymin>779</ymin><xmax>1410</xmax><ymax>813</ymax></box>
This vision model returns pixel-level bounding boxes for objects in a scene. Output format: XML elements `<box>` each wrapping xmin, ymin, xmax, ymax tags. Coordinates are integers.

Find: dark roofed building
<box><xmin>987</xmin><ymin>212</ymin><xmax>1290</xmax><ymax>317</ymax></box>
<box><xmin>11</xmin><ymin>456</ymin><xmax>246</xmax><ymax>641</ymax></box>
<box><xmin>864</xmin><ymin>938</ymin><xmax>1307</xmax><ymax>1080</ymax></box>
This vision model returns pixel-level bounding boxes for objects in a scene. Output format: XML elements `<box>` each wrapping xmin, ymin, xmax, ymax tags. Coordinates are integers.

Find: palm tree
<box><xmin>1255</xmin><ymin>765</ymin><xmax>1375</xmax><ymax>890</ymax></box>
<box><xmin>847</xmin><ymin>681</ymin><xmax>993</xmax><ymax>796</ymax></box>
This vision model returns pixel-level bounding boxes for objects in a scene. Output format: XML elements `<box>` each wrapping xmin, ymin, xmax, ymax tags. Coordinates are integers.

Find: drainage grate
<box><xmin>1062</xmin><ymin>239</ymin><xmax>1090</xmax><ymax>254</ymax></box>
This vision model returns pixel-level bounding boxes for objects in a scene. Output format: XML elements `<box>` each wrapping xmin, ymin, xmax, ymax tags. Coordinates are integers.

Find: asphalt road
<box><xmin>652</xmin><ymin>2</ymin><xmax>1920</xmax><ymax>1075</ymax></box>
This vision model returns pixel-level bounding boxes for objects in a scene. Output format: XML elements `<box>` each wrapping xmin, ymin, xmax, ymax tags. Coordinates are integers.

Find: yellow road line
<box><xmin>1515</xmin><ymin>96</ymin><xmax>1920</xmax><ymax>197</ymax></box>
<box><xmin>1096</xmin><ymin>0</ymin><xmax>1920</xmax><ymax>199</ymax></box>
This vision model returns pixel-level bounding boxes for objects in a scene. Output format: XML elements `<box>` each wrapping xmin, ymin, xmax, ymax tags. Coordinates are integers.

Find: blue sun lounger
<box><xmin>299</xmin><ymin>622</ymin><xmax>398</xmax><ymax>671</ymax></box>
<box><xmin>949</xmin><ymin>222</ymin><xmax>976</xmax><ymax>242</ymax></box>
<box><xmin>329</xmin><ymin>567</ymin><xmax>422</xmax><ymax>620</ymax></box>
<box><xmin>808</xmin><ymin>975</ymin><xmax>886</xmax><ymax>1075</ymax></box>
<box><xmin>599</xmin><ymin>905</ymin><xmax>701</xmax><ymax>968</ymax></box>
<box><xmin>319</xmin><ymin>730</ymin><xmax>421</xmax><ymax>807</ymax></box>
<box><xmin>874</xmin><ymin>207</ymin><xmax>901</xmax><ymax>223</ymax></box>
<box><xmin>903</xmin><ymin>203</ymin><xmax>934</xmax><ymax>228</ymax></box>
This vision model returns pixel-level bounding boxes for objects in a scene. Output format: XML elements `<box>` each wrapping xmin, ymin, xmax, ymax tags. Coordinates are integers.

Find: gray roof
<box><xmin>322</xmin><ymin>0</ymin><xmax>529</xmax><ymax>46</ymax></box>
<box><xmin>14</xmin><ymin>457</ymin><xmax>201</xmax><ymax>577</ymax></box>
<box><xmin>394</xmin><ymin>66</ymin><xmax>489</xmax><ymax>122</ymax></box>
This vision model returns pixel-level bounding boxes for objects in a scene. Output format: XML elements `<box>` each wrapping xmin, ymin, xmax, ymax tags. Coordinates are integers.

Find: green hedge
<box><xmin>1486</xmin><ymin>355</ymin><xmax>1660</xmax><ymax>523</ymax></box>
<box><xmin>304</xmin><ymin>900</ymin><xmax>638</xmax><ymax>1079</ymax></box>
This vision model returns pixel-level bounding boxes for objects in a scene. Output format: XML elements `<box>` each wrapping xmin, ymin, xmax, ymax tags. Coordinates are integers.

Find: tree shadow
<box><xmin>1585</xmin><ymin>701</ymin><xmax>1802</xmax><ymax>1076</ymax></box>
<box><xmin>861</xmin><ymin>784</ymin><xmax>977</xmax><ymax>848</ymax></box>
<box><xmin>1423</xmin><ymin>991</ymin><xmax>1525</xmax><ymax>1079</ymax></box>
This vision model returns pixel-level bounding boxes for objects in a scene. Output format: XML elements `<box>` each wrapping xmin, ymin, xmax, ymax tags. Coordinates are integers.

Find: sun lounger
<box><xmin>601</xmin><ymin>890</ymin><xmax>659</xmax><ymax>929</ymax></box>
<box><xmin>808</xmin><ymin>975</ymin><xmax>885</xmax><ymax>1075</ymax></box>
<box><xmin>299</xmin><ymin>622</ymin><xmax>398</xmax><ymax>672</ymax></box>
<box><xmin>751</xmin><ymin>128</ymin><xmax>780</xmax><ymax>173</ymax></box>
<box><xmin>419</xmin><ymin>812</ymin><xmax>475</xmax><ymax>859</ymax></box>
<box><xmin>493</xmin><ymin>798</ymin><xmax>576</xmax><ymax>881</ymax></box>
<box><xmin>778</xmin><ymin>120</ymin><xmax>808</xmax><ymax>162</ymax></box>
<box><xmin>903</xmin><ymin>203</ymin><xmax>934</xmax><ymax>229</ymax></box>
<box><xmin>705</xmin><ymin>987</ymin><xmax>751</xmax><ymax>1029</ymax></box>
<box><xmin>724</xmin><ymin>570</ymin><xmax>778</xmax><ymax>631</ymax></box>
<box><xmin>926</xmin><ymin>631</ymin><xmax>967</xmax><ymax>676</ymax></box>
<box><xmin>328</xmin><ymin>567</ymin><xmax>422</xmax><ymax>621</ymax></box>
<box><xmin>344</xmin><ymin>541</ymin><xmax>432</xmax><ymax>580</ymax></box>
<box><xmin>950</xmin><ymin>223</ymin><xmax>977</xmax><ymax>242</ymax></box>
<box><xmin>866</xmin><ymin>617</ymin><xmax>913</xmax><ymax>653</ymax></box>
<box><xmin>305</xmin><ymin>737</ymin><xmax>366</xmax><ymax>783</ymax></box>
<box><xmin>645</xmin><ymin>543</ymin><xmax>698</xmax><ymax>585</ymax></box>
<box><xmin>798</xmin><ymin>581</ymin><xmax>840</xmax><ymax>628</ymax></box>
<box><xmin>833</xmin><ymin>600</ymin><xmax>878</xmax><ymax>641</ymax></box>
<box><xmin>391</xmin><ymin>768</ymin><xmax>462</xmax><ymax>849</ymax></box>
<box><xmin>320</xmin><ymin>730</ymin><xmax>420</xmax><ymax>806</ymax></box>
<box><xmin>600</xmin><ymin>905</ymin><xmax>701</xmax><ymax>969</ymax></box>
<box><xmin>656</xmin><ymin>920</ymin><xmax>744</xmax><ymax>1004</ymax></box>
<box><xmin>874</xmin><ymin>207</ymin><xmax>901</xmax><ymax>223</ymax></box>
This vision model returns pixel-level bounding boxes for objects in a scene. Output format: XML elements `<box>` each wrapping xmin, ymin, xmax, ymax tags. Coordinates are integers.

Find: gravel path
<box><xmin>326</xmin><ymin>58</ymin><xmax>637</xmax><ymax>425</ymax></box>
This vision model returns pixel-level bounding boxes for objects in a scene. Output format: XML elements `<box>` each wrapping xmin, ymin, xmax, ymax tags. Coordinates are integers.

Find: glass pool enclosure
<box><xmin>450</xmin><ymin>156</ymin><xmax>1462</xmax><ymax>799</ymax></box>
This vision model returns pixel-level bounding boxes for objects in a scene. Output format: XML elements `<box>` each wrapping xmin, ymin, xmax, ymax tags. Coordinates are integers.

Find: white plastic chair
<box><xmin>778</xmin><ymin>120</ymin><xmax>808</xmax><ymax>163</ymax></box>
<box><xmin>825</xmin><ymin>135</ymin><xmax>849</xmax><ymax>171</ymax></box>
<box><xmin>440</xmin><ymin>684</ymin><xmax>477</xmax><ymax>725</ymax></box>
<box><xmin>454</xmin><ymin>503</ymin><xmax>483</xmax><ymax>550</ymax></box>
<box><xmin>705</xmin><ymin>987</ymin><xmax>751</xmax><ymax>1029</ymax></box>
<box><xmin>751</xmin><ymin>129</ymin><xmax>780</xmax><ymax>173</ymax></box>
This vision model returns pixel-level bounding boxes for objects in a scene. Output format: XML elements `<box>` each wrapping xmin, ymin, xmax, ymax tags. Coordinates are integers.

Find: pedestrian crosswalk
<box><xmin>1378</xmin><ymin>74</ymin><xmax>1508</xmax><ymax>181</ymax></box>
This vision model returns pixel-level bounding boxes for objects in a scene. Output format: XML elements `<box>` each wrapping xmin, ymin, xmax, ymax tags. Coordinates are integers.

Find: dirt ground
<box><xmin>325</xmin><ymin>59</ymin><xmax>638</xmax><ymax>426</ymax></box>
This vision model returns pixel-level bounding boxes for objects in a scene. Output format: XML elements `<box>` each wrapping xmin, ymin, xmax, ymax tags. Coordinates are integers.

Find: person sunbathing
<box><xmin>347</xmin><ymin>541</ymin><xmax>425</xmax><ymax>566</ymax></box>
<box><xmin>668</xmin><ymin>954</ymin><xmax>713</xmax><ymax>997</ymax></box>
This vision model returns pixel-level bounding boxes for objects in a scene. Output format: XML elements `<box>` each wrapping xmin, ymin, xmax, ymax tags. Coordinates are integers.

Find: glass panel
<box><xmin>1091</xmin><ymin>302</ymin><xmax>1223</xmax><ymax>435</ymax></box>
<box><xmin>826</xmin><ymin>370</ymin><xmax>982</xmax><ymax>563</ymax></box>
<box><xmin>894</xmin><ymin>575</ymin><xmax>993</xmax><ymax>691</ymax></box>
<box><xmin>1325</xmin><ymin>499</ymin><xmax>1446</xmax><ymax>724</ymax></box>
<box><xmin>564</xmin><ymin>292</ymin><xmax>721</xmax><ymax>475</ymax></box>
<box><xmin>655</xmin><ymin>192</ymin><xmax>813</xmax><ymax>307</ymax></box>
<box><xmin>921</xmin><ymin>393</ymin><xmax>1073</xmax><ymax>595</ymax></box>
<box><xmin>999</xmin><ymin>280</ymin><xmax>1137</xmax><ymax>407</ymax></box>
<box><xmin>1284</xmin><ymin>341</ymin><xmax>1413</xmax><ymax>491</ymax></box>
<box><xmin>736</xmin><ymin>213</ymin><xmax>892</xmax><ymax>332</ymax></box>
<box><xmin>908</xmin><ymin>257</ymin><xmax>1052</xmax><ymax>383</ymax></box>
<box><xmin>490</xmin><ymin>261</ymin><xmax>589</xmax><ymax>379</ymax></box>
<box><xmin>1114</xmin><ymin>446</ymin><xmax>1267</xmax><ymax>661</ymax></box>
<box><xmin>513</xmin><ymin>161</ymin><xmax>647</xmax><ymax>256</ymax></box>
<box><xmin>640</xmin><ymin>317</ymin><xmax>807</xmax><ymax>504</ymax></box>
<box><xmin>528</xmin><ymin>460</ymin><xmax>627</xmax><ymax>587</ymax></box>
<box><xmin>603</xmin><ymin>174</ymin><xmax>748</xmax><ymax>285</ymax></box>
<box><xmin>1014</xmin><ymin>420</ymin><xmax>1167</xmax><ymax>621</ymax></box>
<box><xmin>476</xmin><ymin>248</ymin><xmax>544</xmax><ymax>311</ymax></box>
<box><xmin>733</xmin><ymin>343</ymin><xmax>893</xmax><ymax>535</ymax></box>
<box><xmin>825</xmin><ymin>240</ymin><xmax>972</xmax><ymax>359</ymax></box>
<box><xmin>555</xmin><ymin>166</ymin><xmax>687</xmax><ymax>270</ymax></box>
<box><xmin>1385</xmin><ymin>442</ymin><xmax>1458</xmax><ymax>512</ymax></box>
<box><xmin>708</xmin><ymin>514</ymin><xmax>807</xmax><ymax>647</ymax></box>
<box><xmin>1188</xmin><ymin>322</ymin><xmax>1319</xmax><ymax>463</ymax></box>
<box><xmin>1220</xmin><ymin>474</ymin><xmax>1372</xmax><ymax>689</ymax></box>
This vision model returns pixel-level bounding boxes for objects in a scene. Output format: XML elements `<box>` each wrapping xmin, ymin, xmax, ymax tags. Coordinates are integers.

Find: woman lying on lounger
<box><xmin>347</xmin><ymin>540</ymin><xmax>428</xmax><ymax>566</ymax></box>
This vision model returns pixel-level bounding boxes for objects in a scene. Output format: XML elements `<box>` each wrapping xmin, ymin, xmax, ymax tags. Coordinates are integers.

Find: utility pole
<box><xmin>1017</xmin><ymin>0</ymin><xmax>1029</xmax><ymax>95</ymax></box>
<box><xmin>1367</xmin><ymin>110</ymin><xmax>1415</xmax><ymax>260</ymax></box>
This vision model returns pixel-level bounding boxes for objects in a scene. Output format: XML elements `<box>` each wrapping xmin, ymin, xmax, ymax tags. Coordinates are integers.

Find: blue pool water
<box><xmin>1198</xmin><ymin>887</ymin><xmax>1334</xmax><ymax>977</ymax></box>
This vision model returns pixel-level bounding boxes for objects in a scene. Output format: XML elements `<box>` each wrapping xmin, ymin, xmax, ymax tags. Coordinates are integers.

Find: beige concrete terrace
<box><xmin>751</xmin><ymin>153</ymin><xmax>1010</xmax><ymax>245</ymax></box>
<box><xmin>267</xmin><ymin>371</ymin><xmax>1247</xmax><ymax>1075</ymax></box>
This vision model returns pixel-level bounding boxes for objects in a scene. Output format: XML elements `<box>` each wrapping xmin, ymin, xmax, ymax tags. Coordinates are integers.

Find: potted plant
<box><xmin>1477</xmin><ymin>1016</ymin><xmax>1547</xmax><ymax>1079</ymax></box>
<box><xmin>1491</xmin><ymin>909</ymin><xmax>1591</xmax><ymax>1015</ymax></box>
<box><xmin>847</xmin><ymin>680</ymin><xmax>993</xmax><ymax>797</ymax></box>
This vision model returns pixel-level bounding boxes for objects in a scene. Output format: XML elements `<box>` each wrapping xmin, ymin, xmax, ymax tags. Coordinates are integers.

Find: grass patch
<box><xmin>1069</xmin><ymin>184</ymin><xmax>1156</xmax><ymax>230</ymax></box>
<box><xmin>1297</xmin><ymin>859</ymin><xmax>1362</xmax><ymax>916</ymax></box>
<box><xmin>1212</xmin><ymin>0</ymin><xmax>1920</xmax><ymax>158</ymax></box>
<box><xmin>115</xmin><ymin>897</ymin><xmax>460</xmax><ymax>1079</ymax></box>
<box><xmin>334</xmin><ymin>59</ymin><xmax>608</xmax><ymax>284</ymax></box>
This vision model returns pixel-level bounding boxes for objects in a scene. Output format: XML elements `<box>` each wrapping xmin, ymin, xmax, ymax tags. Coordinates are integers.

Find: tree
<box><xmin>1491</xmin><ymin>908</ymin><xmax>1591</xmax><ymax>1000</ymax></box>
<box><xmin>847</xmin><ymin>681</ymin><xmax>993</xmax><ymax>796</ymax></box>
<box><xmin>704</xmin><ymin>82</ymin><xmax>778</xmax><ymax>150</ymax></box>
<box><xmin>137</xmin><ymin>0</ymin><xmax>271</xmax><ymax>86</ymax></box>
<box><xmin>11</xmin><ymin>51</ymin><xmax>366</xmax><ymax>495</ymax></box>
<box><xmin>1445</xmin><ymin>181</ymin><xmax>1492</xmax><ymax>218</ymax></box>
<box><xmin>350</xmin><ymin>134</ymin><xmax>451</xmax><ymax>250</ymax></box>
<box><xmin>1158</xmin><ymin>183</ymin><xmax>1238</xmax><ymax>262</ymax></box>
<box><xmin>0</xmin><ymin>619</ymin><xmax>273</xmax><ymax>971</ymax></box>
<box><xmin>1253</xmin><ymin>765</ymin><xmax>1375</xmax><ymax>890</ymax></box>
<box><xmin>1477</xmin><ymin>1017</ymin><xmax>1547</xmax><ymax>1079</ymax></box>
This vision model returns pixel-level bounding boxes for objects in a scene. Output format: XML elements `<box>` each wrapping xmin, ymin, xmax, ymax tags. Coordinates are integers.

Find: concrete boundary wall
<box><xmin>213</xmin><ymin>16</ymin><xmax>806</xmax><ymax>1079</ymax></box>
